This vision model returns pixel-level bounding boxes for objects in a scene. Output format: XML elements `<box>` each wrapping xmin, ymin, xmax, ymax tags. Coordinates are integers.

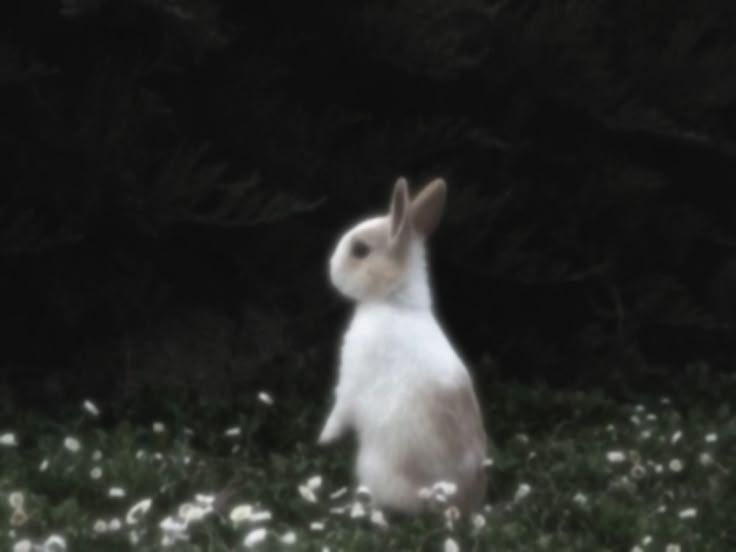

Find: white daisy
<box><xmin>224</xmin><ymin>426</ymin><xmax>241</xmax><ymax>437</ymax></box>
<box><xmin>107</xmin><ymin>518</ymin><xmax>122</xmax><ymax>531</ymax></box>
<box><xmin>161</xmin><ymin>531</ymin><xmax>190</xmax><ymax>548</ymax></box>
<box><xmin>159</xmin><ymin>515</ymin><xmax>188</xmax><ymax>534</ymax></box>
<box><xmin>82</xmin><ymin>400</ymin><xmax>100</xmax><ymax>417</ymax></box>
<box><xmin>370</xmin><ymin>509</ymin><xmax>388</xmax><ymax>529</ymax></box>
<box><xmin>349</xmin><ymin>502</ymin><xmax>366</xmax><ymax>519</ymax></box>
<box><xmin>109</xmin><ymin>487</ymin><xmax>126</xmax><ymax>498</ymax></box>
<box><xmin>432</xmin><ymin>481</ymin><xmax>458</xmax><ymax>497</ymax></box>
<box><xmin>306</xmin><ymin>475</ymin><xmax>322</xmax><ymax>491</ymax></box>
<box><xmin>355</xmin><ymin>485</ymin><xmax>372</xmax><ymax>502</ymax></box>
<box><xmin>298</xmin><ymin>485</ymin><xmax>317</xmax><ymax>503</ymax></box>
<box><xmin>514</xmin><ymin>483</ymin><xmax>532</xmax><ymax>501</ymax></box>
<box><xmin>180</xmin><ymin>503</ymin><xmax>210</xmax><ymax>523</ymax></box>
<box><xmin>329</xmin><ymin>487</ymin><xmax>348</xmax><ymax>500</ymax></box>
<box><xmin>257</xmin><ymin>391</ymin><xmax>274</xmax><ymax>406</ymax></box>
<box><xmin>229</xmin><ymin>504</ymin><xmax>253</xmax><ymax>526</ymax></box>
<box><xmin>12</xmin><ymin>540</ymin><xmax>33</xmax><ymax>552</ymax></box>
<box><xmin>244</xmin><ymin>527</ymin><xmax>268</xmax><ymax>548</ymax></box>
<box><xmin>471</xmin><ymin>513</ymin><xmax>486</xmax><ymax>530</ymax></box>
<box><xmin>8</xmin><ymin>491</ymin><xmax>24</xmax><ymax>509</ymax></box>
<box><xmin>0</xmin><ymin>432</ymin><xmax>18</xmax><ymax>446</ymax></box>
<box><xmin>194</xmin><ymin>494</ymin><xmax>215</xmax><ymax>506</ymax></box>
<box><xmin>43</xmin><ymin>534</ymin><xmax>67</xmax><ymax>552</ymax></box>
<box><xmin>280</xmin><ymin>531</ymin><xmax>297</xmax><ymax>545</ymax></box>
<box><xmin>249</xmin><ymin>510</ymin><xmax>272</xmax><ymax>524</ymax></box>
<box><xmin>606</xmin><ymin>450</ymin><xmax>626</xmax><ymax>463</ymax></box>
<box><xmin>699</xmin><ymin>452</ymin><xmax>714</xmax><ymax>466</ymax></box>
<box><xmin>678</xmin><ymin>507</ymin><xmax>697</xmax><ymax>519</ymax></box>
<box><xmin>444</xmin><ymin>537</ymin><xmax>460</xmax><ymax>552</ymax></box>
<box><xmin>63</xmin><ymin>436</ymin><xmax>81</xmax><ymax>453</ymax></box>
<box><xmin>444</xmin><ymin>505</ymin><xmax>461</xmax><ymax>529</ymax></box>
<box><xmin>126</xmin><ymin>498</ymin><xmax>153</xmax><ymax>525</ymax></box>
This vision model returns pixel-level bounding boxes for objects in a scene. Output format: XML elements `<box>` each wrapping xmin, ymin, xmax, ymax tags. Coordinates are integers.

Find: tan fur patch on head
<box><xmin>338</xmin><ymin>218</ymin><xmax>411</xmax><ymax>299</ymax></box>
<box><xmin>350</xmin><ymin>221</ymin><xmax>390</xmax><ymax>253</ymax></box>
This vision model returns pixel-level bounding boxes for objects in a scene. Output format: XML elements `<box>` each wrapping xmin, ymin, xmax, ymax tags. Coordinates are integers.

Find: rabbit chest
<box><xmin>338</xmin><ymin>302</ymin><xmax>464</xmax><ymax>435</ymax></box>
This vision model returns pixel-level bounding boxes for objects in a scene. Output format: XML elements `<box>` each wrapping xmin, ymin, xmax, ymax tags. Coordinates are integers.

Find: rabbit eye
<box><xmin>351</xmin><ymin>240</ymin><xmax>371</xmax><ymax>259</ymax></box>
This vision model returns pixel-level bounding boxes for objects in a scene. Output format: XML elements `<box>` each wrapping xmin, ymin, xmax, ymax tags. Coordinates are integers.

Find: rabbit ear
<box><xmin>388</xmin><ymin>177</ymin><xmax>412</xmax><ymax>252</ymax></box>
<box><xmin>411</xmin><ymin>178</ymin><xmax>447</xmax><ymax>236</ymax></box>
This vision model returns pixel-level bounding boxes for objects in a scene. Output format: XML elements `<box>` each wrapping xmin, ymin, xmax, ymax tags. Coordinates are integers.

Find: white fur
<box><xmin>320</xmin><ymin>219</ymin><xmax>486</xmax><ymax>512</ymax></box>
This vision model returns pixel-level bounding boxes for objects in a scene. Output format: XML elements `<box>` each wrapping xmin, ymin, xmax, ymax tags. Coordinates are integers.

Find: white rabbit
<box><xmin>319</xmin><ymin>177</ymin><xmax>488</xmax><ymax>514</ymax></box>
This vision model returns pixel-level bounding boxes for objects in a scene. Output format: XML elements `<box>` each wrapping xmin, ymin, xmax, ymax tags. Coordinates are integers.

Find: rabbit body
<box><xmin>319</xmin><ymin>179</ymin><xmax>487</xmax><ymax>514</ymax></box>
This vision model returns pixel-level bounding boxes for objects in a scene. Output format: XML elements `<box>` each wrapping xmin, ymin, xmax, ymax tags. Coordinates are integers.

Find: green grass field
<box><xmin>2</xmin><ymin>373</ymin><xmax>734</xmax><ymax>551</ymax></box>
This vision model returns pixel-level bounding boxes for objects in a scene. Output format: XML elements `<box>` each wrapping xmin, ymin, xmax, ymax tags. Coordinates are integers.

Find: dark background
<box><xmin>2</xmin><ymin>0</ymin><xmax>736</xmax><ymax>407</ymax></box>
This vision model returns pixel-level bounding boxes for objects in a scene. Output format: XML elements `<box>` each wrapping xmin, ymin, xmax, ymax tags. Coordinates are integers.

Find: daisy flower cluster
<box><xmin>0</xmin><ymin>377</ymin><xmax>733</xmax><ymax>551</ymax></box>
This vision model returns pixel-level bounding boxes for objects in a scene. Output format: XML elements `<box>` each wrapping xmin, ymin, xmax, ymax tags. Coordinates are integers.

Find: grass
<box><xmin>1</xmin><ymin>373</ymin><xmax>735</xmax><ymax>552</ymax></box>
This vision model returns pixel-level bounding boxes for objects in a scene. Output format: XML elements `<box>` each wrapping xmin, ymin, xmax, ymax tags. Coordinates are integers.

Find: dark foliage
<box><xmin>2</xmin><ymin>0</ymin><xmax>736</xmax><ymax>402</ymax></box>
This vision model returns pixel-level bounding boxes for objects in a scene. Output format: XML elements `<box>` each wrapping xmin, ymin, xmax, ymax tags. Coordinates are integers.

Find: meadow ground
<box><xmin>1</xmin><ymin>369</ymin><xmax>734</xmax><ymax>552</ymax></box>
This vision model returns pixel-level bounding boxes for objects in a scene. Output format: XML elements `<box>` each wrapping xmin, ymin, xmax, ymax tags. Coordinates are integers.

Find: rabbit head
<box><xmin>329</xmin><ymin>177</ymin><xmax>447</xmax><ymax>304</ymax></box>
